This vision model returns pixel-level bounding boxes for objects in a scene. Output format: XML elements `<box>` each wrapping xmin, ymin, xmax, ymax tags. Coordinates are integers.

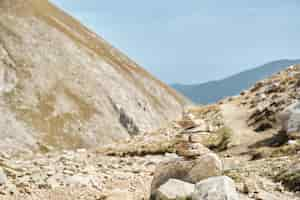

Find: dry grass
<box><xmin>4</xmin><ymin>82</ymin><xmax>97</xmax><ymax>149</ymax></box>
<box><xmin>275</xmin><ymin>169</ymin><xmax>300</xmax><ymax>191</ymax></box>
<box><xmin>188</xmin><ymin>105</ymin><xmax>220</xmax><ymax>117</ymax></box>
<box><xmin>249</xmin><ymin>142</ymin><xmax>300</xmax><ymax>160</ymax></box>
<box><xmin>202</xmin><ymin>126</ymin><xmax>235</xmax><ymax>151</ymax></box>
<box><xmin>97</xmin><ymin>138</ymin><xmax>177</xmax><ymax>157</ymax></box>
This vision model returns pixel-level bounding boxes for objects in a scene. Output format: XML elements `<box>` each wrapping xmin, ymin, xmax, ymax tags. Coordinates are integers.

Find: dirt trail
<box><xmin>221</xmin><ymin>103</ymin><xmax>260</xmax><ymax>144</ymax></box>
<box><xmin>219</xmin><ymin>103</ymin><xmax>300</xmax><ymax>199</ymax></box>
<box><xmin>220</xmin><ymin>102</ymin><xmax>273</xmax><ymax>156</ymax></box>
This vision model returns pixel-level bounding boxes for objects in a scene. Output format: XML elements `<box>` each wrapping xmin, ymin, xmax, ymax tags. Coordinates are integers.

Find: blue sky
<box><xmin>50</xmin><ymin>0</ymin><xmax>300</xmax><ymax>84</ymax></box>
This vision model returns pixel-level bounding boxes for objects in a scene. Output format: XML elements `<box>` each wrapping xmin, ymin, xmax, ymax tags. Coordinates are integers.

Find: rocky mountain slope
<box><xmin>2</xmin><ymin>65</ymin><xmax>300</xmax><ymax>199</ymax></box>
<box><xmin>2</xmin><ymin>1</ymin><xmax>300</xmax><ymax>200</ymax></box>
<box><xmin>0</xmin><ymin>0</ymin><xmax>188</xmax><ymax>155</ymax></box>
<box><xmin>172</xmin><ymin>59</ymin><xmax>300</xmax><ymax>104</ymax></box>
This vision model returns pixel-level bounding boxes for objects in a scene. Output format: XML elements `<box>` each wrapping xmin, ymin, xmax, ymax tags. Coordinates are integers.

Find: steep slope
<box><xmin>172</xmin><ymin>59</ymin><xmax>300</xmax><ymax>104</ymax></box>
<box><xmin>0</xmin><ymin>0</ymin><xmax>188</xmax><ymax>154</ymax></box>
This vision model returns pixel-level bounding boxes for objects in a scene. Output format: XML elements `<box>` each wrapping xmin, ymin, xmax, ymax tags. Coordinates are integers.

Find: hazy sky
<box><xmin>50</xmin><ymin>0</ymin><xmax>300</xmax><ymax>84</ymax></box>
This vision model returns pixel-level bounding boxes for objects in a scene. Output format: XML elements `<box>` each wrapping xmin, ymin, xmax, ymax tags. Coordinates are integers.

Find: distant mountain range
<box><xmin>172</xmin><ymin>59</ymin><xmax>300</xmax><ymax>104</ymax></box>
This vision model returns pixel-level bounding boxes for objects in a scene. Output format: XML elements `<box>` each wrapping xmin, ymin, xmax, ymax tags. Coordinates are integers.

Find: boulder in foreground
<box><xmin>154</xmin><ymin>179</ymin><xmax>195</xmax><ymax>200</ymax></box>
<box><xmin>192</xmin><ymin>176</ymin><xmax>239</xmax><ymax>200</ymax></box>
<box><xmin>150</xmin><ymin>153</ymin><xmax>223</xmax><ymax>197</ymax></box>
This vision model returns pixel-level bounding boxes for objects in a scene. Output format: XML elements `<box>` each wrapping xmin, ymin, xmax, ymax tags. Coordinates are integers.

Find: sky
<box><xmin>50</xmin><ymin>0</ymin><xmax>300</xmax><ymax>84</ymax></box>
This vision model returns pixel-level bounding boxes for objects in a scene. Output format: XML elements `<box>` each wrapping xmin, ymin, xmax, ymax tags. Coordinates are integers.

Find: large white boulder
<box><xmin>192</xmin><ymin>176</ymin><xmax>239</xmax><ymax>200</ymax></box>
<box><xmin>155</xmin><ymin>179</ymin><xmax>195</xmax><ymax>200</ymax></box>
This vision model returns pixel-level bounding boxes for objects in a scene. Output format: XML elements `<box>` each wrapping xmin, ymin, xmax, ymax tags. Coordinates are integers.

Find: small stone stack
<box><xmin>179</xmin><ymin>105</ymin><xmax>224</xmax><ymax>135</ymax></box>
<box><xmin>176</xmin><ymin>136</ymin><xmax>210</xmax><ymax>159</ymax></box>
<box><xmin>175</xmin><ymin>105</ymin><xmax>225</xmax><ymax>159</ymax></box>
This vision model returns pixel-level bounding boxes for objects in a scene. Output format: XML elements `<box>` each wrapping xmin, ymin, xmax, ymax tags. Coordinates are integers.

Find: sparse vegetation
<box><xmin>97</xmin><ymin>134</ymin><xmax>178</xmax><ymax>157</ymax></box>
<box><xmin>202</xmin><ymin>126</ymin><xmax>235</xmax><ymax>151</ymax></box>
<box><xmin>249</xmin><ymin>140</ymin><xmax>300</xmax><ymax>160</ymax></box>
<box><xmin>275</xmin><ymin>167</ymin><xmax>300</xmax><ymax>191</ymax></box>
<box><xmin>271</xmin><ymin>142</ymin><xmax>300</xmax><ymax>157</ymax></box>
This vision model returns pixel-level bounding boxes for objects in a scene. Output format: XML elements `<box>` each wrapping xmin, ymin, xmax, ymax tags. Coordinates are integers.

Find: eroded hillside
<box><xmin>0</xmin><ymin>0</ymin><xmax>188</xmax><ymax>155</ymax></box>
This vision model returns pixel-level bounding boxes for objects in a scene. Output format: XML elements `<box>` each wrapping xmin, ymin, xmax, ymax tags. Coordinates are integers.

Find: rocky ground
<box><xmin>2</xmin><ymin>66</ymin><xmax>300</xmax><ymax>199</ymax></box>
<box><xmin>0</xmin><ymin>149</ymin><xmax>172</xmax><ymax>200</ymax></box>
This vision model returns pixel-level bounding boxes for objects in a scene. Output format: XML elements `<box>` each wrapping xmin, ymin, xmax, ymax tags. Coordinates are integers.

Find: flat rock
<box><xmin>154</xmin><ymin>179</ymin><xmax>195</xmax><ymax>200</ymax></box>
<box><xmin>176</xmin><ymin>142</ymin><xmax>211</xmax><ymax>158</ymax></box>
<box><xmin>65</xmin><ymin>175</ymin><xmax>92</xmax><ymax>187</ymax></box>
<box><xmin>192</xmin><ymin>176</ymin><xmax>239</xmax><ymax>200</ymax></box>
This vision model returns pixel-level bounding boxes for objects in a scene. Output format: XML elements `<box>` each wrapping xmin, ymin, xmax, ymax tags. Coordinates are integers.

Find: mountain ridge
<box><xmin>172</xmin><ymin>59</ymin><xmax>300</xmax><ymax>104</ymax></box>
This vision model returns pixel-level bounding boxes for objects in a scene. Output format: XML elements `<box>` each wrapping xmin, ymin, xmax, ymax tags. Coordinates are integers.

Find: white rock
<box><xmin>155</xmin><ymin>179</ymin><xmax>195</xmax><ymax>200</ymax></box>
<box><xmin>65</xmin><ymin>175</ymin><xmax>91</xmax><ymax>187</ymax></box>
<box><xmin>0</xmin><ymin>168</ymin><xmax>7</xmax><ymax>185</ymax></box>
<box><xmin>76</xmin><ymin>148</ymin><xmax>87</xmax><ymax>153</ymax></box>
<box><xmin>288</xmin><ymin>140</ymin><xmax>298</xmax><ymax>145</ymax></box>
<box><xmin>192</xmin><ymin>176</ymin><xmax>239</xmax><ymax>200</ymax></box>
